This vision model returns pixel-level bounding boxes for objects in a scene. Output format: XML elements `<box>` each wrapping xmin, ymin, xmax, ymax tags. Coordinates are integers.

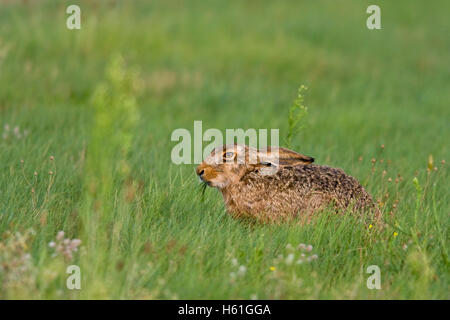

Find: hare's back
<box><xmin>291</xmin><ymin>164</ymin><xmax>363</xmax><ymax>193</ymax></box>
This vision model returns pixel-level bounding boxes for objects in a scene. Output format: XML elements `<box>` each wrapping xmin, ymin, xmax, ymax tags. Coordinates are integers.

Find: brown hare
<box><xmin>196</xmin><ymin>144</ymin><xmax>380</xmax><ymax>223</ymax></box>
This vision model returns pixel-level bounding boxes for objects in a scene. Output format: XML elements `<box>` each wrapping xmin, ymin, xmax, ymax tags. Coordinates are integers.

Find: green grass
<box><xmin>0</xmin><ymin>0</ymin><xmax>448</xmax><ymax>299</ymax></box>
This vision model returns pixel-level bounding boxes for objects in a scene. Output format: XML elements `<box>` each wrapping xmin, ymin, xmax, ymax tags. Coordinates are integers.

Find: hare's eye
<box><xmin>223</xmin><ymin>152</ymin><xmax>234</xmax><ymax>159</ymax></box>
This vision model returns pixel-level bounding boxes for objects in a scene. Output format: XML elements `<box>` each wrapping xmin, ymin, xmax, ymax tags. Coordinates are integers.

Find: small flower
<box><xmin>237</xmin><ymin>265</ymin><xmax>247</xmax><ymax>276</ymax></box>
<box><xmin>48</xmin><ymin>231</ymin><xmax>83</xmax><ymax>262</ymax></box>
<box><xmin>56</xmin><ymin>231</ymin><xmax>65</xmax><ymax>241</ymax></box>
<box><xmin>231</xmin><ymin>258</ymin><xmax>238</xmax><ymax>266</ymax></box>
<box><xmin>72</xmin><ymin>239</ymin><xmax>81</xmax><ymax>247</ymax></box>
<box><xmin>298</xmin><ymin>243</ymin><xmax>306</xmax><ymax>250</ymax></box>
<box><xmin>368</xmin><ymin>224</ymin><xmax>373</xmax><ymax>229</ymax></box>
<box><xmin>269</xmin><ymin>266</ymin><xmax>276</xmax><ymax>271</ymax></box>
<box><xmin>306</xmin><ymin>244</ymin><xmax>313</xmax><ymax>252</ymax></box>
<box><xmin>393</xmin><ymin>232</ymin><xmax>398</xmax><ymax>237</ymax></box>
<box><xmin>285</xmin><ymin>253</ymin><xmax>294</xmax><ymax>265</ymax></box>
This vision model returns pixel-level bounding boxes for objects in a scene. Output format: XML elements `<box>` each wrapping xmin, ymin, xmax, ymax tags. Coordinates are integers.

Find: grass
<box><xmin>0</xmin><ymin>0</ymin><xmax>448</xmax><ymax>299</ymax></box>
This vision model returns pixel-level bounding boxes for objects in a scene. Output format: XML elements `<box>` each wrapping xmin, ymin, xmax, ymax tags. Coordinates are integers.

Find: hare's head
<box><xmin>196</xmin><ymin>144</ymin><xmax>314</xmax><ymax>189</ymax></box>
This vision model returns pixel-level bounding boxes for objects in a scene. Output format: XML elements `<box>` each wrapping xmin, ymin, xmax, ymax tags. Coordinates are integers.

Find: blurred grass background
<box><xmin>0</xmin><ymin>0</ymin><xmax>448</xmax><ymax>299</ymax></box>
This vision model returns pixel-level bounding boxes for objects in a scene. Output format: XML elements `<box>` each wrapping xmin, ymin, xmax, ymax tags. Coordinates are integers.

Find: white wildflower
<box><xmin>56</xmin><ymin>231</ymin><xmax>65</xmax><ymax>241</ymax></box>
<box><xmin>285</xmin><ymin>253</ymin><xmax>295</xmax><ymax>265</ymax></box>
<box><xmin>237</xmin><ymin>265</ymin><xmax>247</xmax><ymax>277</ymax></box>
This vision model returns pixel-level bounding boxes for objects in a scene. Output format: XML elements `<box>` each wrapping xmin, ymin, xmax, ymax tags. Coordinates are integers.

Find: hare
<box><xmin>196</xmin><ymin>144</ymin><xmax>380</xmax><ymax>223</ymax></box>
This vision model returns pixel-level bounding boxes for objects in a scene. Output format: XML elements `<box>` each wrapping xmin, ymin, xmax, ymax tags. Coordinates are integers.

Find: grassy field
<box><xmin>0</xmin><ymin>0</ymin><xmax>448</xmax><ymax>299</ymax></box>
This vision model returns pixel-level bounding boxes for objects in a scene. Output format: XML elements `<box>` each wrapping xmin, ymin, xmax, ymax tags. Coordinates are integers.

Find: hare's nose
<box><xmin>196</xmin><ymin>165</ymin><xmax>206</xmax><ymax>177</ymax></box>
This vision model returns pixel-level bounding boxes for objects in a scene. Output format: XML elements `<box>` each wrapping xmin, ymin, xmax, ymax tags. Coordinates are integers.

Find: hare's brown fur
<box><xmin>221</xmin><ymin>164</ymin><xmax>377</xmax><ymax>222</ymax></box>
<box><xmin>197</xmin><ymin>144</ymin><xmax>380</xmax><ymax>223</ymax></box>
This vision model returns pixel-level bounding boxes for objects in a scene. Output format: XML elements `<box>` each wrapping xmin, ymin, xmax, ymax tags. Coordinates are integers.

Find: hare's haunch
<box><xmin>196</xmin><ymin>144</ymin><xmax>380</xmax><ymax>222</ymax></box>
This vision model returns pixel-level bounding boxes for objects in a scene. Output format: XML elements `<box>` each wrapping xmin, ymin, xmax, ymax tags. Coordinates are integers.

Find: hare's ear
<box><xmin>277</xmin><ymin>147</ymin><xmax>314</xmax><ymax>166</ymax></box>
<box><xmin>261</xmin><ymin>147</ymin><xmax>314</xmax><ymax>167</ymax></box>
